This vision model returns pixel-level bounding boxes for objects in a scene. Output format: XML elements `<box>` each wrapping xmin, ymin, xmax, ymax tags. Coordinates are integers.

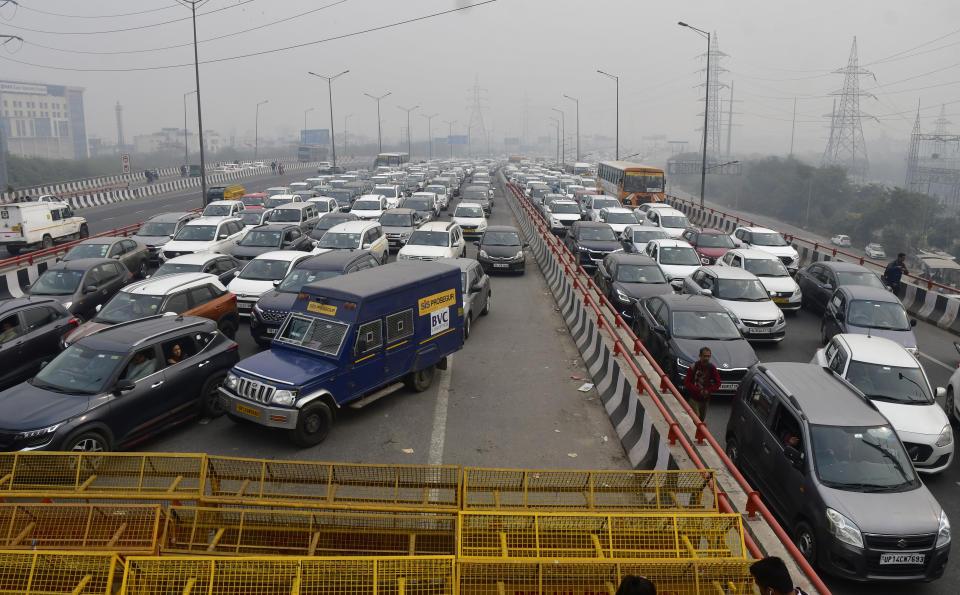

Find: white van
<box><xmin>0</xmin><ymin>201</ymin><xmax>88</xmax><ymax>255</ymax></box>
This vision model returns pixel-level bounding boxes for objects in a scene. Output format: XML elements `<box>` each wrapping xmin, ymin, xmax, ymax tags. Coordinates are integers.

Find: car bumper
<box><xmin>479</xmin><ymin>256</ymin><xmax>524</xmax><ymax>272</ymax></box>
<box><xmin>772</xmin><ymin>296</ymin><xmax>802</xmax><ymax>311</ymax></box>
<box><xmin>738</xmin><ymin>324</ymin><xmax>786</xmax><ymax>342</ymax></box>
<box><xmin>820</xmin><ymin>535</ymin><xmax>949</xmax><ymax>582</ymax></box>
<box><xmin>235</xmin><ymin>297</ymin><xmax>258</xmax><ymax>317</ymax></box>
<box><xmin>249</xmin><ymin>314</ymin><xmax>280</xmax><ymax>343</ymax></box>
<box><xmin>218</xmin><ymin>389</ymin><xmax>298</xmax><ymax>429</ymax></box>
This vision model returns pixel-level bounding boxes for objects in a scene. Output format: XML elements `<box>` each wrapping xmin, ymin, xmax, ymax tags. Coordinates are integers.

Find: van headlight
<box><xmin>224</xmin><ymin>372</ymin><xmax>238</xmax><ymax>390</ymax></box>
<box><xmin>936</xmin><ymin>424</ymin><xmax>953</xmax><ymax>447</ymax></box>
<box><xmin>826</xmin><ymin>507</ymin><xmax>863</xmax><ymax>548</ymax></box>
<box><xmin>937</xmin><ymin>511</ymin><xmax>951</xmax><ymax>548</ymax></box>
<box><xmin>271</xmin><ymin>389</ymin><xmax>299</xmax><ymax>406</ymax></box>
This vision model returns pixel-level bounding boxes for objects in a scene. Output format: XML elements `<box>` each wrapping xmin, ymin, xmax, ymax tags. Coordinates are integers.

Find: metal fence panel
<box><xmin>0</xmin><ymin>551</ymin><xmax>123</xmax><ymax>595</ymax></box>
<box><xmin>0</xmin><ymin>503</ymin><xmax>163</xmax><ymax>554</ymax></box>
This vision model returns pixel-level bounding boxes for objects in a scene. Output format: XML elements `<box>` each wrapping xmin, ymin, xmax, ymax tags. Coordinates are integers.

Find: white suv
<box><xmin>397</xmin><ymin>221</ymin><xmax>466</xmax><ymax>261</ymax></box>
<box><xmin>645</xmin><ymin>207</ymin><xmax>690</xmax><ymax>239</ymax></box>
<box><xmin>350</xmin><ymin>195</ymin><xmax>388</xmax><ymax>220</ymax></box>
<box><xmin>227</xmin><ymin>250</ymin><xmax>315</xmax><ymax>316</ymax></box>
<box><xmin>313</xmin><ymin>220</ymin><xmax>388</xmax><ymax>264</ymax></box>
<box><xmin>162</xmin><ymin>216</ymin><xmax>248</xmax><ymax>259</ymax></box>
<box><xmin>813</xmin><ymin>333</ymin><xmax>952</xmax><ymax>474</ymax></box>
<box><xmin>730</xmin><ymin>226</ymin><xmax>800</xmax><ymax>273</ymax></box>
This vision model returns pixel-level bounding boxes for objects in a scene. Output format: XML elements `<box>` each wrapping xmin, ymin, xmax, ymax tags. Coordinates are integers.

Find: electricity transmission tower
<box><xmin>466</xmin><ymin>76</ymin><xmax>489</xmax><ymax>157</ymax></box>
<box><xmin>822</xmin><ymin>37</ymin><xmax>874</xmax><ymax>180</ymax></box>
<box><xmin>697</xmin><ymin>33</ymin><xmax>727</xmax><ymax>162</ymax></box>
<box><xmin>905</xmin><ymin>106</ymin><xmax>960</xmax><ymax>211</ymax></box>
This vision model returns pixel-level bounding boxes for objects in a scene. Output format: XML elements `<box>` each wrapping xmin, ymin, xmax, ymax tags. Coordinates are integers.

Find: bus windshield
<box><xmin>624</xmin><ymin>172</ymin><xmax>664</xmax><ymax>193</ymax></box>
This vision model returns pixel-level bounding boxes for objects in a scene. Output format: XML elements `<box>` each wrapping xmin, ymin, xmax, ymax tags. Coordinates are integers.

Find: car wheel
<box><xmin>947</xmin><ymin>387</ymin><xmax>957</xmax><ymax>424</ymax></box>
<box><xmin>725</xmin><ymin>437</ymin><xmax>741</xmax><ymax>467</ymax></box>
<box><xmin>463</xmin><ymin>316</ymin><xmax>471</xmax><ymax>341</ymax></box>
<box><xmin>41</xmin><ymin>234</ymin><xmax>53</xmax><ymax>250</ymax></box>
<box><xmin>405</xmin><ymin>364</ymin><xmax>435</xmax><ymax>392</ymax></box>
<box><xmin>481</xmin><ymin>293</ymin><xmax>490</xmax><ymax>316</ymax></box>
<box><xmin>218</xmin><ymin>319</ymin><xmax>237</xmax><ymax>340</ymax></box>
<box><xmin>289</xmin><ymin>401</ymin><xmax>333</xmax><ymax>447</ymax></box>
<box><xmin>63</xmin><ymin>428</ymin><xmax>110</xmax><ymax>453</ymax></box>
<box><xmin>794</xmin><ymin>520</ymin><xmax>818</xmax><ymax>566</ymax></box>
<box><xmin>200</xmin><ymin>374</ymin><xmax>226</xmax><ymax>418</ymax></box>
<box><xmin>79</xmin><ymin>224</ymin><xmax>89</xmax><ymax>239</ymax></box>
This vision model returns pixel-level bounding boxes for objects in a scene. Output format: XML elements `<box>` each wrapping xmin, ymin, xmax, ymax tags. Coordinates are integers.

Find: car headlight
<box><xmin>479</xmin><ymin>249</ymin><xmax>489</xmax><ymax>259</ymax></box>
<box><xmin>728</xmin><ymin>311</ymin><xmax>742</xmax><ymax>325</ymax></box>
<box><xmin>225</xmin><ymin>372</ymin><xmax>238</xmax><ymax>390</ymax></box>
<box><xmin>937</xmin><ymin>510</ymin><xmax>951</xmax><ymax>548</ymax></box>
<box><xmin>936</xmin><ymin>424</ymin><xmax>953</xmax><ymax>448</ymax></box>
<box><xmin>513</xmin><ymin>250</ymin><xmax>523</xmax><ymax>260</ymax></box>
<box><xmin>550</xmin><ymin>217</ymin><xmax>561</xmax><ymax>227</ymax></box>
<box><xmin>676</xmin><ymin>357</ymin><xmax>693</xmax><ymax>372</ymax></box>
<box><xmin>271</xmin><ymin>389</ymin><xmax>299</xmax><ymax>406</ymax></box>
<box><xmin>615</xmin><ymin>288</ymin><xmax>631</xmax><ymax>303</ymax></box>
<box><xmin>777</xmin><ymin>311</ymin><xmax>785</xmax><ymax>324</ymax></box>
<box><xmin>62</xmin><ymin>301</ymin><xmax>73</xmax><ymax>309</ymax></box>
<box><xmin>252</xmin><ymin>303</ymin><xmax>263</xmax><ymax>315</ymax></box>
<box><xmin>826</xmin><ymin>507</ymin><xmax>863</xmax><ymax>549</ymax></box>
<box><xmin>17</xmin><ymin>423</ymin><xmax>62</xmax><ymax>446</ymax></box>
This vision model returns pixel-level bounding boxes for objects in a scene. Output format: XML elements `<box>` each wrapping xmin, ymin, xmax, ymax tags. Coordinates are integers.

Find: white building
<box><xmin>0</xmin><ymin>80</ymin><xmax>88</xmax><ymax>160</ymax></box>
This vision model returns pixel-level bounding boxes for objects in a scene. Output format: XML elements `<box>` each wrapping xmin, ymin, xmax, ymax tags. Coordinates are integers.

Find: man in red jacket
<box><xmin>684</xmin><ymin>346</ymin><xmax>721</xmax><ymax>421</ymax></box>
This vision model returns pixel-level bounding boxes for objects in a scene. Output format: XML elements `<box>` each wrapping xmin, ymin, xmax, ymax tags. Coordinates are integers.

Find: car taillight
<box><xmin>129</xmin><ymin>272</ymin><xmax>134</xmax><ymax>279</ymax></box>
<box><xmin>68</xmin><ymin>318</ymin><xmax>79</xmax><ymax>328</ymax></box>
<box><xmin>226</xmin><ymin>342</ymin><xmax>239</xmax><ymax>351</ymax></box>
<box><xmin>230</xmin><ymin>294</ymin><xmax>237</xmax><ymax>303</ymax></box>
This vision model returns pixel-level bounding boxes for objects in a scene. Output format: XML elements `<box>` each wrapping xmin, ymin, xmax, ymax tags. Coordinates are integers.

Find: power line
<box><xmin>12</xmin><ymin>1</ymin><xmax>181</xmax><ymax>19</ymax></box>
<box><xmin>20</xmin><ymin>0</ymin><xmax>349</xmax><ymax>55</ymax></box>
<box><xmin>864</xmin><ymin>26</ymin><xmax>960</xmax><ymax>66</ymax></box>
<box><xmin>0</xmin><ymin>0</ymin><xmax>498</xmax><ymax>72</ymax></box>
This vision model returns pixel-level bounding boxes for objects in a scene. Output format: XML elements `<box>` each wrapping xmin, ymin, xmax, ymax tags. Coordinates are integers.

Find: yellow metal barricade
<box><xmin>458</xmin><ymin>512</ymin><xmax>746</xmax><ymax>560</ymax></box>
<box><xmin>202</xmin><ymin>456</ymin><xmax>461</xmax><ymax>510</ymax></box>
<box><xmin>0</xmin><ymin>550</ymin><xmax>124</xmax><ymax>595</ymax></box>
<box><xmin>0</xmin><ymin>503</ymin><xmax>163</xmax><ymax>554</ymax></box>
<box><xmin>161</xmin><ymin>506</ymin><xmax>457</xmax><ymax>556</ymax></box>
<box><xmin>462</xmin><ymin>468</ymin><xmax>717</xmax><ymax>512</ymax></box>
<box><xmin>458</xmin><ymin>559</ymin><xmax>755</xmax><ymax>595</ymax></box>
<box><xmin>0</xmin><ymin>453</ymin><xmax>205</xmax><ymax>502</ymax></box>
<box><xmin>120</xmin><ymin>555</ymin><xmax>456</xmax><ymax>595</ymax></box>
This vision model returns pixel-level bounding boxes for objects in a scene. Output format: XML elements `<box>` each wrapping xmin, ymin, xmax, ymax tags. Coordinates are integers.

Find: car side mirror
<box><xmin>233</xmin><ymin>270</ymin><xmax>240</xmax><ymax>277</ymax></box>
<box><xmin>910</xmin><ymin>319</ymin><xmax>917</xmax><ymax>327</ymax></box>
<box><xmin>936</xmin><ymin>386</ymin><xmax>947</xmax><ymax>398</ymax></box>
<box><xmin>218</xmin><ymin>233</ymin><xmax>229</xmax><ymax>240</ymax></box>
<box><xmin>23</xmin><ymin>283</ymin><xmax>31</xmax><ymax>291</ymax></box>
<box><xmin>84</xmin><ymin>285</ymin><xmax>97</xmax><ymax>294</ymax></box>
<box><xmin>669</xmin><ymin>279</ymin><xmax>684</xmax><ymax>291</ymax></box>
<box><xmin>473</xmin><ymin>241</ymin><xmax>480</xmax><ymax>247</ymax></box>
<box><xmin>700</xmin><ymin>288</ymin><xmax>712</xmax><ymax>296</ymax></box>
<box><xmin>784</xmin><ymin>446</ymin><xmax>804</xmax><ymax>471</ymax></box>
<box><xmin>362</xmin><ymin>242</ymin><xmax>372</xmax><ymax>249</ymax></box>
<box><xmin>114</xmin><ymin>379</ymin><xmax>136</xmax><ymax>394</ymax></box>
<box><xmin>822</xmin><ymin>283</ymin><xmax>833</xmax><ymax>291</ymax></box>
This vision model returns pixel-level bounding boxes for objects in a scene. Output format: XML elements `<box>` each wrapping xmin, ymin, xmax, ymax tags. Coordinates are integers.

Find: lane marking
<box><xmin>920</xmin><ymin>352</ymin><xmax>955</xmax><ymax>372</ymax></box>
<box><xmin>427</xmin><ymin>356</ymin><xmax>453</xmax><ymax>466</ymax></box>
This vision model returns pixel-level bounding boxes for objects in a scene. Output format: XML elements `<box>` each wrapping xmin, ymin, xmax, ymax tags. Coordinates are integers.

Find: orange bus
<box><xmin>597</xmin><ymin>161</ymin><xmax>666</xmax><ymax>207</ymax></box>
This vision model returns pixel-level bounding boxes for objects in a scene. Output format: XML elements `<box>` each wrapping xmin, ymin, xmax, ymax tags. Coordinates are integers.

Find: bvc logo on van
<box><xmin>419</xmin><ymin>289</ymin><xmax>456</xmax><ymax>336</ymax></box>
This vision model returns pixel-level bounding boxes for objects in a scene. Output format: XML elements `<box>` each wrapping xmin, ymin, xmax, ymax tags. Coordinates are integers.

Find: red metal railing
<box><xmin>668</xmin><ymin>193</ymin><xmax>959</xmax><ymax>296</ymax></box>
<box><xmin>509</xmin><ymin>183</ymin><xmax>831</xmax><ymax>594</ymax></box>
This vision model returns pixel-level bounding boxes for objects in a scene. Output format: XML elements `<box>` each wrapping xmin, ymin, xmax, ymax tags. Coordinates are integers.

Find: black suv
<box><xmin>563</xmin><ymin>221</ymin><xmax>621</xmax><ymax>270</ymax></box>
<box><xmin>229</xmin><ymin>223</ymin><xmax>313</xmax><ymax>261</ymax></box>
<box><xmin>250</xmin><ymin>250</ymin><xmax>381</xmax><ymax>346</ymax></box>
<box><xmin>0</xmin><ymin>315</ymin><xmax>239</xmax><ymax>452</ymax></box>
<box><xmin>0</xmin><ymin>297</ymin><xmax>78</xmax><ymax>390</ymax></box>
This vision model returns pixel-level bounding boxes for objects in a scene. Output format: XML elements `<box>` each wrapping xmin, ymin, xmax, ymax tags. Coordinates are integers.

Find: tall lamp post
<box><xmin>344</xmin><ymin>113</ymin><xmax>354</xmax><ymax>159</ymax></box>
<box><xmin>364</xmin><ymin>91</ymin><xmax>392</xmax><ymax>153</ymax></box>
<box><xmin>421</xmin><ymin>113</ymin><xmax>438</xmax><ymax>160</ymax></box>
<box><xmin>178</xmin><ymin>0</ymin><xmax>208</xmax><ymax>206</ymax></box>
<box><xmin>596</xmin><ymin>70</ymin><xmax>619</xmax><ymax>160</ymax></box>
<box><xmin>303</xmin><ymin>107</ymin><xmax>314</xmax><ymax>136</ymax></box>
<box><xmin>183</xmin><ymin>90</ymin><xmax>196</xmax><ymax>166</ymax></box>
<box><xmin>562</xmin><ymin>94</ymin><xmax>580</xmax><ymax>162</ymax></box>
<box><xmin>678</xmin><ymin>21</ymin><xmax>711</xmax><ymax>209</ymax></box>
<box><xmin>551</xmin><ymin>107</ymin><xmax>565</xmax><ymax>166</ymax></box>
<box><xmin>397</xmin><ymin>105</ymin><xmax>420</xmax><ymax>159</ymax></box>
<box><xmin>254</xmin><ymin>100</ymin><xmax>268</xmax><ymax>161</ymax></box>
<box><xmin>548</xmin><ymin>117</ymin><xmax>560</xmax><ymax>166</ymax></box>
<box><xmin>443</xmin><ymin>120</ymin><xmax>457</xmax><ymax>158</ymax></box>
<box><xmin>308</xmin><ymin>70</ymin><xmax>349</xmax><ymax>169</ymax></box>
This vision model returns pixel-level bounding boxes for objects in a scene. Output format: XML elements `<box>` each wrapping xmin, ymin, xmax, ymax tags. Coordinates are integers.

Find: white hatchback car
<box><xmin>682</xmin><ymin>265</ymin><xmax>786</xmax><ymax>342</ymax></box>
<box><xmin>397</xmin><ymin>221</ymin><xmax>466</xmax><ymax>261</ymax></box>
<box><xmin>351</xmin><ymin>195</ymin><xmax>388</xmax><ymax>220</ymax></box>
<box><xmin>815</xmin><ymin>333</ymin><xmax>952</xmax><ymax>474</ymax></box>
<box><xmin>643</xmin><ymin>238</ymin><xmax>701</xmax><ymax>281</ymax></box>
<box><xmin>831</xmin><ymin>234</ymin><xmax>852</xmax><ymax>247</ymax></box>
<box><xmin>645</xmin><ymin>207</ymin><xmax>690</xmax><ymax>239</ymax></box>
<box><xmin>598</xmin><ymin>207</ymin><xmax>641</xmax><ymax>237</ymax></box>
<box><xmin>718</xmin><ymin>248</ymin><xmax>802</xmax><ymax>312</ymax></box>
<box><xmin>162</xmin><ymin>216</ymin><xmax>248</xmax><ymax>260</ymax></box>
<box><xmin>730</xmin><ymin>226</ymin><xmax>800</xmax><ymax>273</ymax></box>
<box><xmin>313</xmin><ymin>220</ymin><xmax>389</xmax><ymax>264</ymax></box>
<box><xmin>227</xmin><ymin>250</ymin><xmax>315</xmax><ymax>316</ymax></box>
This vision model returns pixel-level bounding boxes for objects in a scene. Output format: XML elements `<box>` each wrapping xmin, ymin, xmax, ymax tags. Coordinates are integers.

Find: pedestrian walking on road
<box><xmin>749</xmin><ymin>556</ymin><xmax>809</xmax><ymax>595</ymax></box>
<box><xmin>271</xmin><ymin>161</ymin><xmax>277</xmax><ymax>173</ymax></box>
<box><xmin>683</xmin><ymin>346</ymin><xmax>721</xmax><ymax>421</ymax></box>
<box><xmin>883</xmin><ymin>252</ymin><xmax>908</xmax><ymax>294</ymax></box>
<box><xmin>278</xmin><ymin>163</ymin><xmax>284</xmax><ymax>175</ymax></box>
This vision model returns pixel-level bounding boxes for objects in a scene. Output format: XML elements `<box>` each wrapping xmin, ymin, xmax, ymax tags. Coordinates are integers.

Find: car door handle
<box><xmin>151</xmin><ymin>381</ymin><xmax>164</xmax><ymax>388</ymax></box>
<box><xmin>197</xmin><ymin>360</ymin><xmax>210</xmax><ymax>368</ymax></box>
<box><xmin>761</xmin><ymin>443</ymin><xmax>771</xmax><ymax>454</ymax></box>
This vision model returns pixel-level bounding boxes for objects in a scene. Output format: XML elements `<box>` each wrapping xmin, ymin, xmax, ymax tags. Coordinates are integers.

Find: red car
<box><xmin>681</xmin><ymin>227</ymin><xmax>735</xmax><ymax>265</ymax></box>
<box><xmin>240</xmin><ymin>193</ymin><xmax>268</xmax><ymax>210</ymax></box>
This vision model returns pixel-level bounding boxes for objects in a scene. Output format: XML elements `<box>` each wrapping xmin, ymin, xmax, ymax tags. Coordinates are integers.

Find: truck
<box><xmin>0</xmin><ymin>201</ymin><xmax>88</xmax><ymax>255</ymax></box>
<box><xmin>218</xmin><ymin>261</ymin><xmax>464</xmax><ymax>446</ymax></box>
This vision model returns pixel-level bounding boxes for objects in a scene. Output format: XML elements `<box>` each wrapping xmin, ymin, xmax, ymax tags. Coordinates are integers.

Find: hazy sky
<box><xmin>1</xmin><ymin>0</ymin><xmax>958</xmax><ymax>157</ymax></box>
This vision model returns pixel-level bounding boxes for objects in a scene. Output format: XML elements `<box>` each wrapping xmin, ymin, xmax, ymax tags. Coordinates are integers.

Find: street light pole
<box><xmin>551</xmin><ymin>107</ymin><xmax>565</xmax><ymax>166</ymax></box>
<box><xmin>254</xmin><ymin>100</ymin><xmax>268</xmax><ymax>161</ymax></box>
<box><xmin>548</xmin><ymin>117</ymin><xmax>560</xmax><ymax>166</ymax></box>
<box><xmin>344</xmin><ymin>113</ymin><xmax>354</xmax><ymax>159</ymax></box>
<box><xmin>183</xmin><ymin>90</ymin><xmax>196</xmax><ymax>167</ymax></box>
<box><xmin>397</xmin><ymin>105</ymin><xmax>420</xmax><ymax>160</ymax></box>
<box><xmin>303</xmin><ymin>107</ymin><xmax>314</xmax><ymax>135</ymax></box>
<box><xmin>562</xmin><ymin>94</ymin><xmax>580</xmax><ymax>162</ymax></box>
<box><xmin>443</xmin><ymin>120</ymin><xmax>457</xmax><ymax>158</ymax></box>
<box><xmin>308</xmin><ymin>70</ymin><xmax>349</xmax><ymax>169</ymax></box>
<box><xmin>179</xmin><ymin>0</ymin><xmax>208</xmax><ymax>206</ymax></box>
<box><xmin>597</xmin><ymin>70</ymin><xmax>619</xmax><ymax>160</ymax></box>
<box><xmin>679</xmin><ymin>21</ymin><xmax>711</xmax><ymax>209</ymax></box>
<box><xmin>421</xmin><ymin>113</ymin><xmax>438</xmax><ymax>160</ymax></box>
<box><xmin>364</xmin><ymin>91</ymin><xmax>391</xmax><ymax>153</ymax></box>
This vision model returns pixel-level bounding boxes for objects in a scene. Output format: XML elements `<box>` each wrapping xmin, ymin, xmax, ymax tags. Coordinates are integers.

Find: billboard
<box><xmin>435</xmin><ymin>137</ymin><xmax>448</xmax><ymax>144</ymax></box>
<box><xmin>504</xmin><ymin>137</ymin><xmax>521</xmax><ymax>146</ymax></box>
<box><xmin>300</xmin><ymin>129</ymin><xmax>330</xmax><ymax>145</ymax></box>
<box><xmin>449</xmin><ymin>135</ymin><xmax>468</xmax><ymax>145</ymax></box>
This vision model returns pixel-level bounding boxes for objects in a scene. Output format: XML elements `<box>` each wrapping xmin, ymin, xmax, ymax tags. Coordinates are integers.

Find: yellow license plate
<box><xmin>773</xmin><ymin>297</ymin><xmax>788</xmax><ymax>304</ymax></box>
<box><xmin>236</xmin><ymin>403</ymin><xmax>261</xmax><ymax>418</ymax></box>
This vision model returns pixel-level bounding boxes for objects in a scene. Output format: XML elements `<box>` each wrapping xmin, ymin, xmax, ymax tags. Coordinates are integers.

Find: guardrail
<box><xmin>0</xmin><ymin>222</ymin><xmax>145</xmax><ymax>272</ymax></box>
<box><xmin>506</xmin><ymin>183</ymin><xmax>831</xmax><ymax>594</ymax></box>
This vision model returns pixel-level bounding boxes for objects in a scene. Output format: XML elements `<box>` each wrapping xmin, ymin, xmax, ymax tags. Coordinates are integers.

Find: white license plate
<box><xmin>719</xmin><ymin>383</ymin><xmax>738</xmax><ymax>391</ymax></box>
<box><xmin>237</xmin><ymin>303</ymin><xmax>252</xmax><ymax>310</ymax></box>
<box><xmin>879</xmin><ymin>553</ymin><xmax>925</xmax><ymax>565</ymax></box>
<box><xmin>266</xmin><ymin>328</ymin><xmax>277</xmax><ymax>335</ymax></box>
<box><xmin>493</xmin><ymin>263</ymin><xmax>509</xmax><ymax>268</ymax></box>
<box><xmin>749</xmin><ymin>327</ymin><xmax>772</xmax><ymax>334</ymax></box>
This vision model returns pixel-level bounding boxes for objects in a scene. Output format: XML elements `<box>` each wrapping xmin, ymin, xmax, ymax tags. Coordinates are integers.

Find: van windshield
<box><xmin>811</xmin><ymin>424</ymin><xmax>919</xmax><ymax>492</ymax></box>
<box><xmin>276</xmin><ymin>314</ymin><xmax>349</xmax><ymax>356</ymax></box>
<box><xmin>240</xmin><ymin>259</ymin><xmax>293</xmax><ymax>281</ymax></box>
<box><xmin>269</xmin><ymin>209</ymin><xmax>303</xmax><ymax>223</ymax></box>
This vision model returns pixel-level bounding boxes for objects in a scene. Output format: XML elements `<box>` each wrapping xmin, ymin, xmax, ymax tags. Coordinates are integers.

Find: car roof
<box><xmin>249</xmin><ymin>250</ymin><xmax>313</xmax><ymax>262</ymax></box>
<box><xmin>384</xmin><ymin>208</ymin><xmax>416</xmax><ymax>215</ymax></box>
<box><xmin>833</xmin><ymin>334</ymin><xmax>918</xmax><ymax>367</ymax></box>
<box><xmin>80</xmin><ymin>315</ymin><xmax>215</xmax><ymax>353</ymax></box>
<box><xmin>648</xmin><ymin>239</ymin><xmax>691</xmax><ymax>247</ymax></box>
<box><xmin>145</xmin><ymin>211</ymin><xmax>194</xmax><ymax>222</ymax></box>
<box><xmin>74</xmin><ymin>237</ymin><xmax>121</xmax><ymax>245</ymax></box>
<box><xmin>600</xmin><ymin>207</ymin><xmax>634</xmax><ymax>214</ymax></box>
<box><xmin>0</xmin><ymin>296</ymin><xmax>63</xmax><ymax>314</ymax></box>
<box><xmin>295</xmin><ymin>250</ymin><xmax>370</xmax><ymax>270</ymax></box>
<box><xmin>655</xmin><ymin>293</ymin><xmax>726</xmax><ymax>312</ymax></box>
<box><xmin>839</xmin><ymin>285</ymin><xmax>895</xmax><ymax>300</ymax></box>
<box><xmin>419</xmin><ymin>221</ymin><xmax>457</xmax><ymax>232</ymax></box>
<box><xmin>327</xmin><ymin>220</ymin><xmax>378</xmax><ymax>233</ymax></box>
<box><xmin>272</xmin><ymin>202</ymin><xmax>311</xmax><ymax>210</ymax></box>
<box><xmin>701</xmin><ymin>265</ymin><xmax>757</xmax><ymax>279</ymax></box>
<box><xmin>161</xmin><ymin>252</ymin><xmax>228</xmax><ymax>265</ymax></box>
<box><xmin>652</xmin><ymin>207</ymin><xmax>685</xmax><ymax>216</ymax></box>
<box><xmin>187</xmin><ymin>216</ymin><xmax>237</xmax><ymax>225</ymax></box>
<box><xmin>820</xmin><ymin>260</ymin><xmax>873</xmax><ymax>272</ymax></box>
<box><xmin>48</xmin><ymin>257</ymin><xmax>117</xmax><ymax>271</ymax></box>
<box><xmin>356</xmin><ymin>195</ymin><xmax>386</xmax><ymax>201</ymax></box>
<box><xmin>250</xmin><ymin>223</ymin><xmax>299</xmax><ymax>231</ymax></box>
<box><xmin>123</xmin><ymin>272</ymin><xmax>218</xmax><ymax>295</ymax></box>
<box><xmin>607</xmin><ymin>253</ymin><xmax>657</xmax><ymax>266</ymax></box>
<box><xmin>759</xmin><ymin>362</ymin><xmax>887</xmax><ymax>426</ymax></box>
<box><xmin>206</xmin><ymin>200</ymin><xmax>238</xmax><ymax>206</ymax></box>
<box><xmin>729</xmin><ymin>248</ymin><xmax>779</xmax><ymax>260</ymax></box>
<box><xmin>484</xmin><ymin>225</ymin><xmax>519</xmax><ymax>233</ymax></box>
<box><xmin>738</xmin><ymin>226</ymin><xmax>777</xmax><ymax>233</ymax></box>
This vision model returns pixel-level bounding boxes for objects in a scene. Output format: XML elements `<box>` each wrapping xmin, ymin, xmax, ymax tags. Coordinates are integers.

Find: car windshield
<box><xmin>353</xmin><ymin>201</ymin><xmax>380</xmax><ymax>211</ymax></box>
<box><xmin>203</xmin><ymin>205</ymin><xmax>233</xmax><ymax>216</ymax></box>
<box><xmin>96</xmin><ymin>292</ymin><xmax>163</xmax><ymax>323</ymax></box>
<box><xmin>277</xmin><ymin>269</ymin><xmax>342</xmax><ymax>293</ymax></box>
<box><xmin>240</xmin><ymin>212</ymin><xmax>266</xmax><ymax>226</ymax></box>
<box><xmin>153</xmin><ymin>262</ymin><xmax>202</xmax><ymax>276</ymax></box>
<box><xmin>269</xmin><ymin>209</ymin><xmax>302</xmax><ymax>223</ymax></box>
<box><xmin>697</xmin><ymin>234</ymin><xmax>735</xmax><ymax>248</ymax></box>
<box><xmin>30</xmin><ymin>269</ymin><xmax>83</xmax><ymax>295</ymax></box>
<box><xmin>174</xmin><ymin>225</ymin><xmax>216</xmax><ymax>241</ymax></box>
<box><xmin>659</xmin><ymin>215</ymin><xmax>689</xmax><ymax>229</ymax></box>
<box><xmin>310</xmin><ymin>201</ymin><xmax>331</xmax><ymax>213</ymax></box>
<box><xmin>631</xmin><ymin>229</ymin><xmax>668</xmax><ymax>243</ymax></box>
<box><xmin>836</xmin><ymin>271</ymin><xmax>884</xmax><ymax>289</ymax></box>
<box><xmin>845</xmin><ymin>361</ymin><xmax>934</xmax><ymax>404</ymax></box>
<box><xmin>594</xmin><ymin>199</ymin><xmax>620</xmax><ymax>210</ymax></box>
<box><xmin>659</xmin><ymin>246</ymin><xmax>700</xmax><ymax>265</ymax></box>
<box><xmin>482</xmin><ymin>231</ymin><xmax>520</xmax><ymax>246</ymax></box>
<box><xmin>462</xmin><ymin>190</ymin><xmax>488</xmax><ymax>200</ymax></box>
<box><xmin>550</xmin><ymin>203</ymin><xmax>580</xmax><ymax>214</ymax></box>
<box><xmin>407</xmin><ymin>231</ymin><xmax>449</xmax><ymax>247</ymax></box>
<box><xmin>380</xmin><ymin>213</ymin><xmax>414</xmax><ymax>227</ymax></box>
<box><xmin>241</xmin><ymin>197</ymin><xmax>264</xmax><ymax>207</ymax></box>
<box><xmin>240</xmin><ymin>259</ymin><xmax>294</xmax><ymax>281</ymax></box>
<box><xmin>716</xmin><ymin>278</ymin><xmax>770</xmax><ymax>301</ymax></box>
<box><xmin>318</xmin><ymin>232</ymin><xmax>361</xmax><ymax>250</ymax></box>
<box><xmin>616</xmin><ymin>265</ymin><xmax>666</xmax><ymax>283</ymax></box>
<box><xmin>374</xmin><ymin>187</ymin><xmax>398</xmax><ymax>198</ymax></box>
<box><xmin>623</xmin><ymin>172</ymin><xmax>665</xmax><ymax>193</ymax></box>
<box><xmin>265</xmin><ymin>198</ymin><xmax>293</xmax><ymax>209</ymax></box>
<box><xmin>425</xmin><ymin>186</ymin><xmax>445</xmax><ymax>195</ymax></box>
<box><xmin>748</xmin><ymin>232</ymin><xmax>787</xmax><ymax>246</ymax></box>
<box><xmin>65</xmin><ymin>243</ymin><xmax>111</xmax><ymax>259</ymax></box>
<box><xmin>404</xmin><ymin>199</ymin><xmax>432</xmax><ymax>212</ymax></box>
<box><xmin>239</xmin><ymin>230</ymin><xmax>282</xmax><ymax>247</ymax></box>
<box><xmin>605</xmin><ymin>212</ymin><xmax>639</xmax><ymax>224</ymax></box>
<box><xmin>581</xmin><ymin>180</ymin><xmax>597</xmax><ymax>189</ymax></box>
<box><xmin>848</xmin><ymin>299</ymin><xmax>911</xmax><ymax>330</ymax></box>
<box><xmin>315</xmin><ymin>217</ymin><xmax>351</xmax><ymax>232</ymax></box>
<box><xmin>455</xmin><ymin>205</ymin><xmax>484</xmax><ymax>218</ymax></box>
<box><xmin>671</xmin><ymin>311</ymin><xmax>742</xmax><ymax>340</ymax></box>
<box><xmin>811</xmin><ymin>424</ymin><xmax>918</xmax><ymax>492</ymax></box>
<box><xmin>276</xmin><ymin>314</ymin><xmax>349</xmax><ymax>357</ymax></box>
<box><xmin>579</xmin><ymin>227</ymin><xmax>617</xmax><ymax>242</ymax></box>
<box><xmin>138</xmin><ymin>222</ymin><xmax>176</xmax><ymax>236</ymax></box>
<box><xmin>328</xmin><ymin>190</ymin><xmax>352</xmax><ymax>203</ymax></box>
<box><xmin>31</xmin><ymin>343</ymin><xmax>125</xmax><ymax>395</ymax></box>
<box><xmin>744</xmin><ymin>258</ymin><xmax>789</xmax><ymax>277</ymax></box>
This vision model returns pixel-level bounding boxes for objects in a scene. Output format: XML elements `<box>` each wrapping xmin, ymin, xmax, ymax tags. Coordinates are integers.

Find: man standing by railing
<box><xmin>683</xmin><ymin>346</ymin><xmax>721</xmax><ymax>421</ymax></box>
<box><xmin>883</xmin><ymin>252</ymin><xmax>908</xmax><ymax>294</ymax></box>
